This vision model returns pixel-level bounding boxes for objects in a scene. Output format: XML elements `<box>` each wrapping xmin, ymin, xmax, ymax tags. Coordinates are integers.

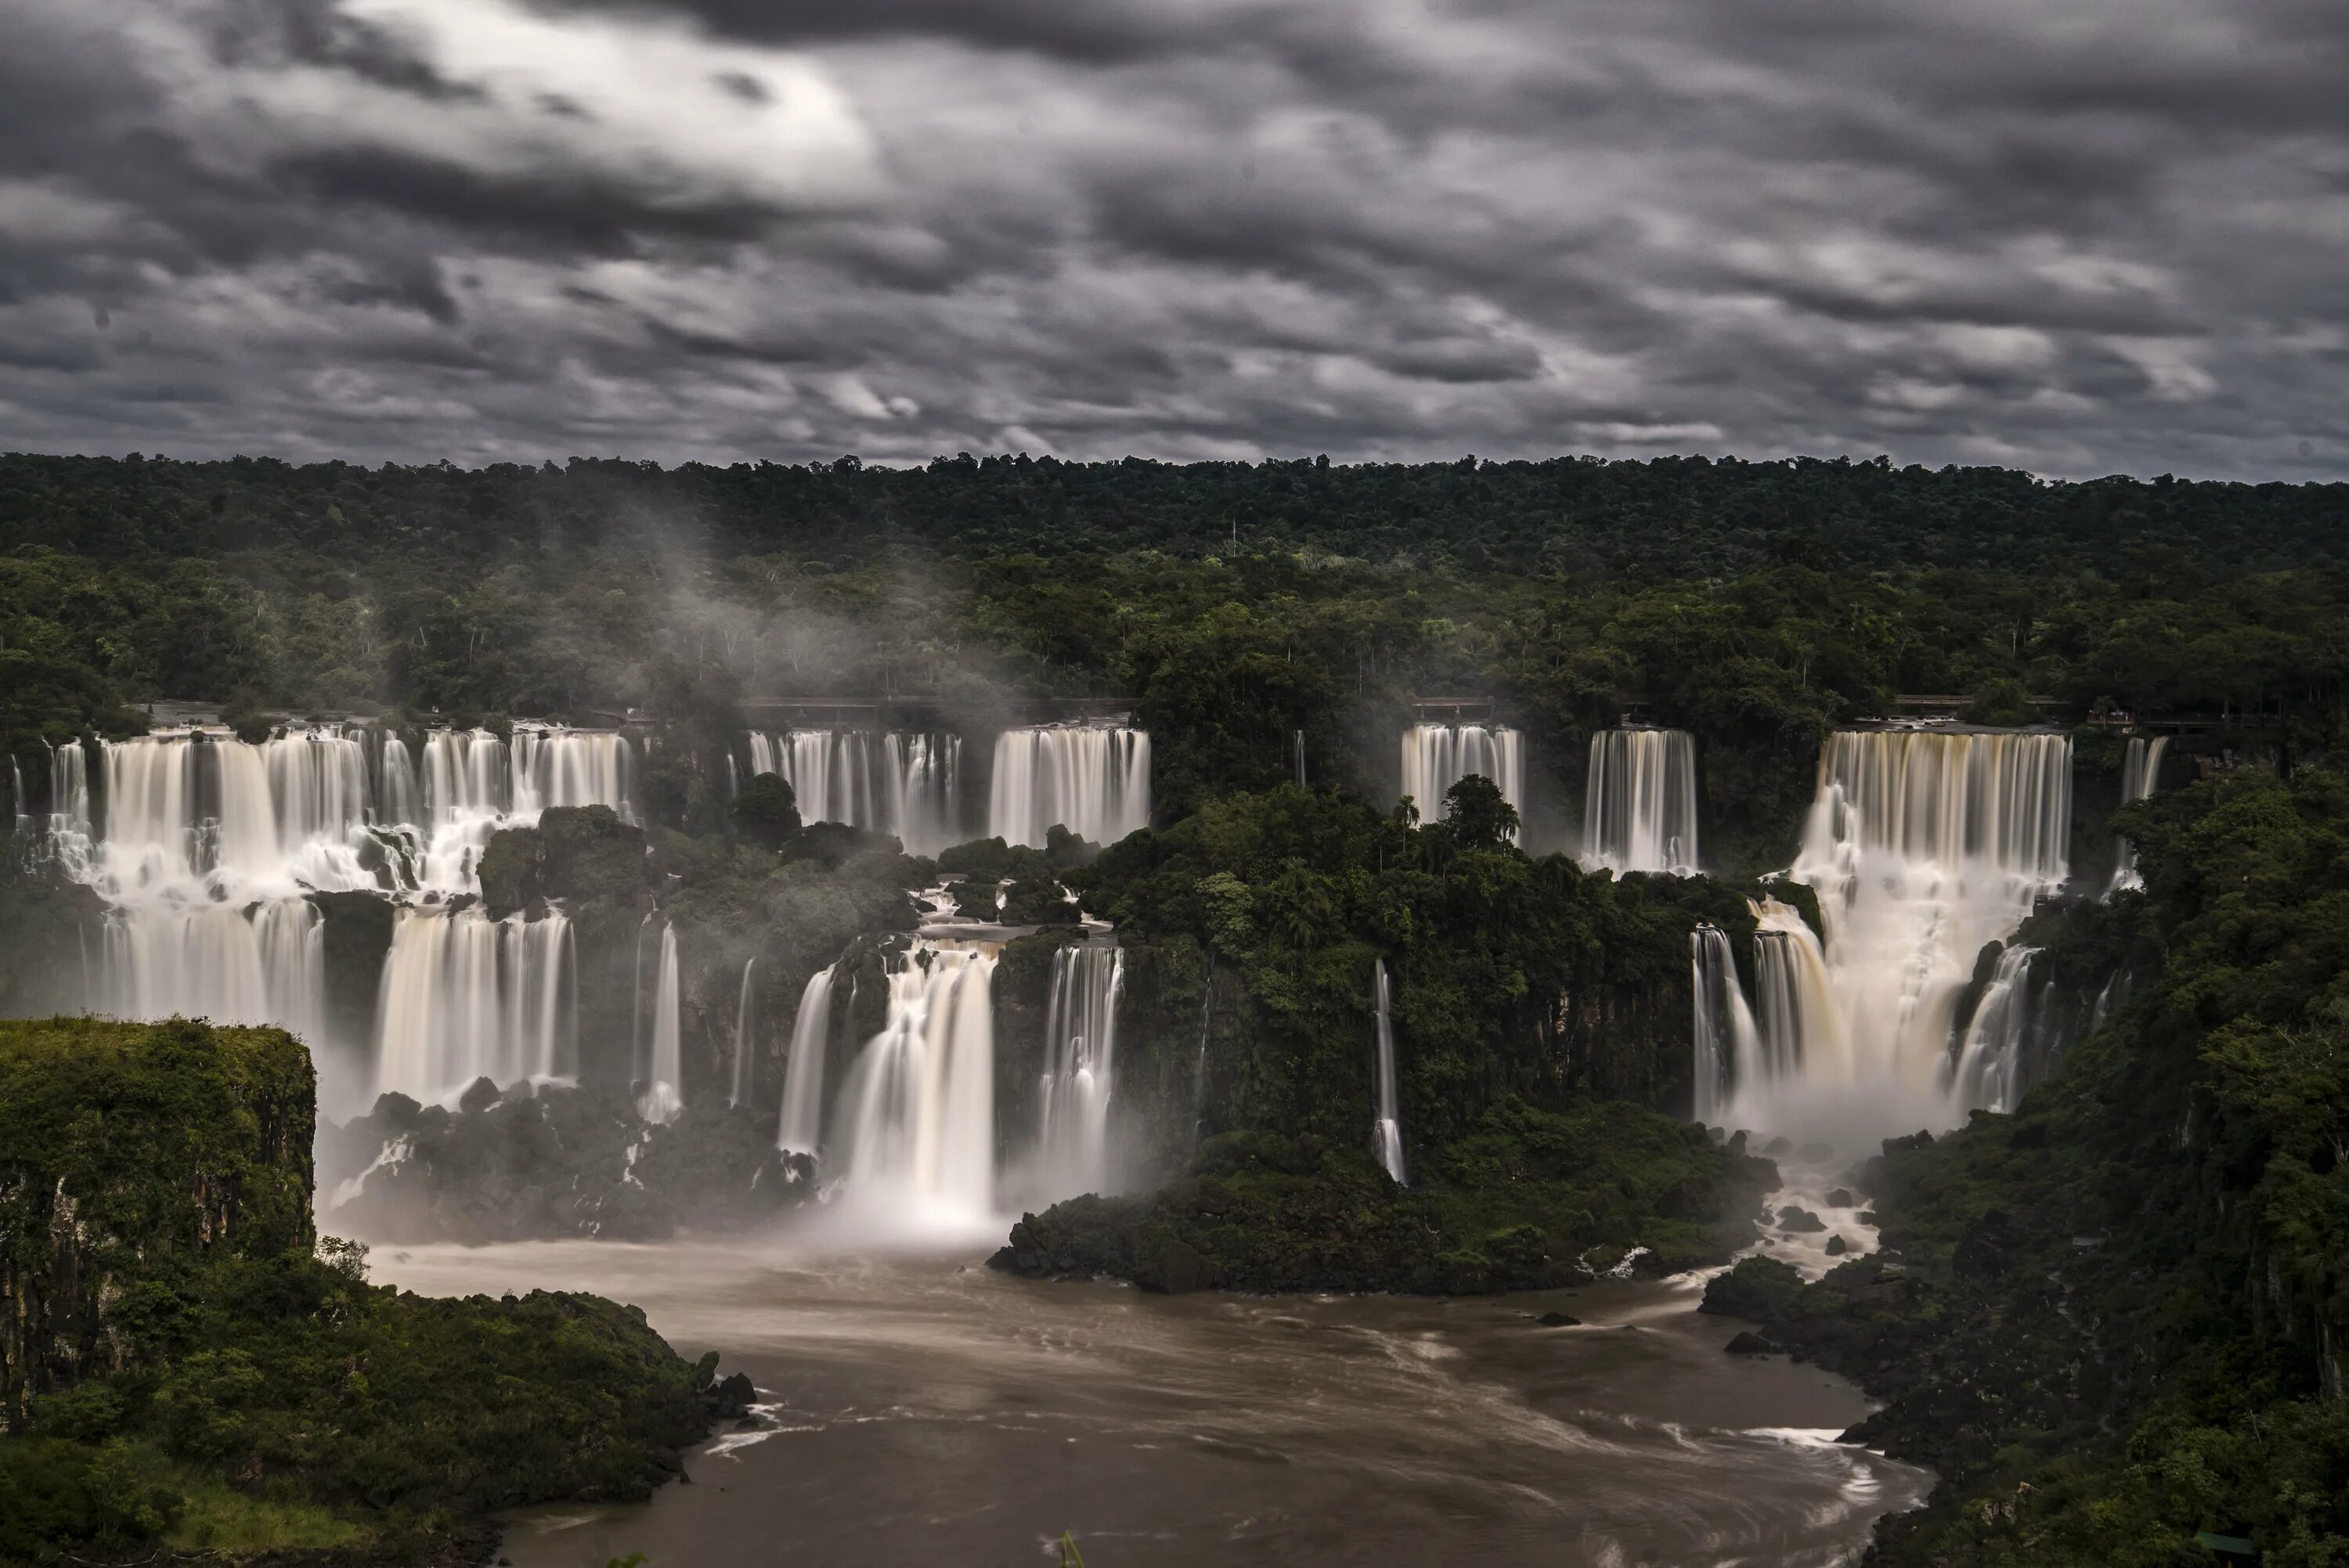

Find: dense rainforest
<box><xmin>2</xmin><ymin>450</ymin><xmax>2346</xmax><ymax>1564</ymax></box>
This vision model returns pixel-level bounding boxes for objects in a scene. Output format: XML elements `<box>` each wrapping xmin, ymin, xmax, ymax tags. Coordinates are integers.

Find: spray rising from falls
<box><xmin>832</xmin><ymin>940</ymin><xmax>999</xmax><ymax>1235</ymax></box>
<box><xmin>742</xmin><ymin>730</ymin><xmax>964</xmax><ymax>855</ymax></box>
<box><xmin>2109</xmin><ymin>735</ymin><xmax>2171</xmax><ymax>894</ymax></box>
<box><xmin>1034</xmin><ymin>944</ymin><xmax>1122</xmax><ymax>1201</ymax></box>
<box><xmin>988</xmin><ymin>724</ymin><xmax>1151</xmax><ymax>849</ymax></box>
<box><xmin>1583</xmin><ymin>729</ymin><xmax>1698</xmax><ymax>874</ymax></box>
<box><xmin>1400</xmin><ymin>724</ymin><xmax>1521</xmax><ymax>831</ymax></box>
<box><xmin>1702</xmin><ymin>731</ymin><xmax>2074</xmax><ymax>1141</ymax></box>
<box><xmin>1372</xmin><ymin>959</ymin><xmax>1406</xmax><ymax>1184</ymax></box>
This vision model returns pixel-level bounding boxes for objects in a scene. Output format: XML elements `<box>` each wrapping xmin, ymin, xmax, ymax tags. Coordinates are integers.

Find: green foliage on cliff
<box><xmin>0</xmin><ymin>1018</ymin><xmax>735</xmax><ymax>1565</ymax></box>
<box><xmin>998</xmin><ymin>1098</ymin><xmax>1777</xmax><ymax>1294</ymax></box>
<box><xmin>1705</xmin><ymin>768</ymin><xmax>2349</xmax><ymax>1566</ymax></box>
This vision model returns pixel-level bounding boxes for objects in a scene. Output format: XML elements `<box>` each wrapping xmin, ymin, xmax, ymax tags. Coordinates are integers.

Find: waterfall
<box><xmin>641</xmin><ymin>923</ymin><xmax>683</xmax><ymax>1123</ymax></box>
<box><xmin>987</xmin><ymin>724</ymin><xmax>1151</xmax><ymax>849</ymax></box>
<box><xmin>1700</xmin><ymin>730</ymin><xmax>2073</xmax><ymax>1141</ymax></box>
<box><xmin>1372</xmin><ymin>959</ymin><xmax>1406</xmax><ymax>1184</ymax></box>
<box><xmin>1191</xmin><ymin>967</ymin><xmax>1214</xmax><ymax>1148</ymax></box>
<box><xmin>101</xmin><ymin>896</ymin><xmax>323</xmax><ymax>1042</ymax></box>
<box><xmin>832</xmin><ymin>940</ymin><xmax>999</xmax><ymax>1231</ymax></box>
<box><xmin>776</xmin><ymin>963</ymin><xmax>839</xmax><ymax>1155</ymax></box>
<box><xmin>730</xmin><ymin>956</ymin><xmax>758</xmax><ymax>1108</ymax></box>
<box><xmin>2108</xmin><ymin>735</ymin><xmax>2170</xmax><ymax>893</ymax></box>
<box><xmin>1399</xmin><ymin>723</ymin><xmax>1522</xmax><ymax>831</ymax></box>
<box><xmin>1948</xmin><ymin>944</ymin><xmax>2040</xmax><ymax>1112</ymax></box>
<box><xmin>1293</xmin><ymin>730</ymin><xmax>1308</xmax><ymax>787</ymax></box>
<box><xmin>1690</xmin><ymin>926</ymin><xmax>1759</xmax><ymax>1124</ymax></box>
<box><xmin>1035</xmin><ymin>945</ymin><xmax>1122</xmax><ymax>1200</ymax></box>
<box><xmin>1583</xmin><ymin>729</ymin><xmax>1698</xmax><ymax>874</ymax></box>
<box><xmin>373</xmin><ymin>905</ymin><xmax>572</xmax><ymax>1102</ymax></box>
<box><xmin>746</xmin><ymin>730</ymin><xmax>964</xmax><ymax>854</ymax></box>
<box><xmin>377</xmin><ymin>734</ymin><xmax>420</xmax><ymax>829</ymax></box>
<box><xmin>511</xmin><ymin>723</ymin><xmax>633</xmax><ymax>820</ymax></box>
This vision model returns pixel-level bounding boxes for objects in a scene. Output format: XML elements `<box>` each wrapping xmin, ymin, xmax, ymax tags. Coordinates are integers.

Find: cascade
<box><xmin>373</xmin><ymin>905</ymin><xmax>572</xmax><ymax>1102</ymax></box>
<box><xmin>377</xmin><ymin>734</ymin><xmax>420</xmax><ymax>829</ymax></box>
<box><xmin>730</xmin><ymin>957</ymin><xmax>758</xmax><ymax>1107</ymax></box>
<box><xmin>1689</xmin><ymin>926</ymin><xmax>1759</xmax><ymax>1124</ymax></box>
<box><xmin>987</xmin><ymin>724</ymin><xmax>1151</xmax><ymax>849</ymax></box>
<box><xmin>1948</xmin><ymin>944</ymin><xmax>2040</xmax><ymax>1112</ymax></box>
<box><xmin>1034</xmin><ymin>944</ymin><xmax>1122</xmax><ymax>1200</ymax></box>
<box><xmin>100</xmin><ymin>896</ymin><xmax>323</xmax><ymax>1043</ymax></box>
<box><xmin>1583</xmin><ymin>728</ymin><xmax>1698</xmax><ymax>874</ymax></box>
<box><xmin>511</xmin><ymin>723</ymin><xmax>633</xmax><ymax>820</ymax></box>
<box><xmin>1372</xmin><ymin>959</ymin><xmax>1406</xmax><ymax>1184</ymax></box>
<box><xmin>43</xmin><ymin>740</ymin><xmax>92</xmax><ymax>867</ymax></box>
<box><xmin>2108</xmin><ymin>735</ymin><xmax>2170</xmax><ymax>893</ymax></box>
<box><xmin>776</xmin><ymin>963</ymin><xmax>839</xmax><ymax>1155</ymax></box>
<box><xmin>1293</xmin><ymin>729</ymin><xmax>1307</xmax><ymax>787</ymax></box>
<box><xmin>745</xmin><ymin>730</ymin><xmax>964</xmax><ymax>854</ymax></box>
<box><xmin>832</xmin><ymin>940</ymin><xmax>999</xmax><ymax>1231</ymax></box>
<box><xmin>1399</xmin><ymin>723</ymin><xmax>1522</xmax><ymax>831</ymax></box>
<box><xmin>641</xmin><ymin>923</ymin><xmax>683</xmax><ymax>1123</ymax></box>
<box><xmin>1701</xmin><ymin>730</ymin><xmax>2073</xmax><ymax>1141</ymax></box>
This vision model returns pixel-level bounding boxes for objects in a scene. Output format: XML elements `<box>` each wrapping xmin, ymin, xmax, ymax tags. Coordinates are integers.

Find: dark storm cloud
<box><xmin>0</xmin><ymin>0</ymin><xmax>2344</xmax><ymax>477</ymax></box>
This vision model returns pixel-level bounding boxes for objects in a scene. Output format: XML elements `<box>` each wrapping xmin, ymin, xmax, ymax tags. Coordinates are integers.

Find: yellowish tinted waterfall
<box><xmin>1372</xmin><ymin>959</ymin><xmax>1406</xmax><ymax>1184</ymax></box>
<box><xmin>640</xmin><ymin>921</ymin><xmax>683</xmax><ymax>1123</ymax></box>
<box><xmin>1583</xmin><ymin>729</ymin><xmax>1699</xmax><ymax>874</ymax></box>
<box><xmin>1710</xmin><ymin>730</ymin><xmax>2073</xmax><ymax>1142</ymax></box>
<box><xmin>832</xmin><ymin>939</ymin><xmax>1000</xmax><ymax>1237</ymax></box>
<box><xmin>2108</xmin><ymin>734</ymin><xmax>2170</xmax><ymax>893</ymax></box>
<box><xmin>1948</xmin><ymin>943</ymin><xmax>2041</xmax><ymax>1112</ymax></box>
<box><xmin>987</xmin><ymin>724</ymin><xmax>1152</xmax><ymax>849</ymax></box>
<box><xmin>776</xmin><ymin>963</ymin><xmax>839</xmax><ymax>1155</ymax></box>
<box><xmin>743</xmin><ymin>730</ymin><xmax>964</xmax><ymax>854</ymax></box>
<box><xmin>1690</xmin><ymin>925</ymin><xmax>1759</xmax><ymax>1124</ymax></box>
<box><xmin>1034</xmin><ymin>944</ymin><xmax>1122</xmax><ymax>1200</ymax></box>
<box><xmin>1398</xmin><ymin>723</ymin><xmax>1522</xmax><ymax>831</ymax></box>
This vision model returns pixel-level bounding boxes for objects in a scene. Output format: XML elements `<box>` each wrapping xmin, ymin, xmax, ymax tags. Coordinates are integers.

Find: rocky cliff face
<box><xmin>0</xmin><ymin>1017</ymin><xmax>313</xmax><ymax>1425</ymax></box>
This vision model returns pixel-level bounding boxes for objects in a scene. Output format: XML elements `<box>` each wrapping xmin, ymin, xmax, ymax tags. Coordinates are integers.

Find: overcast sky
<box><xmin>1</xmin><ymin>0</ymin><xmax>2342</xmax><ymax>478</ymax></box>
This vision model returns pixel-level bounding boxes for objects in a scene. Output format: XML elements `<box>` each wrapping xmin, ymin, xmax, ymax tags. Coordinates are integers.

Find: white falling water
<box><xmin>45</xmin><ymin>741</ymin><xmax>92</xmax><ymax>865</ymax></box>
<box><xmin>1399</xmin><ymin>723</ymin><xmax>1522</xmax><ymax>831</ymax></box>
<box><xmin>1584</xmin><ymin>729</ymin><xmax>1699</xmax><ymax>874</ymax></box>
<box><xmin>987</xmin><ymin>724</ymin><xmax>1151</xmax><ymax>849</ymax></box>
<box><xmin>377</xmin><ymin>734</ymin><xmax>420</xmax><ymax>830</ymax></box>
<box><xmin>1034</xmin><ymin>945</ymin><xmax>1123</xmax><ymax>1200</ymax></box>
<box><xmin>730</xmin><ymin>956</ymin><xmax>759</xmax><ymax>1108</ymax></box>
<box><xmin>641</xmin><ymin>923</ymin><xmax>683</xmax><ymax>1123</ymax></box>
<box><xmin>1705</xmin><ymin>730</ymin><xmax>2073</xmax><ymax>1142</ymax></box>
<box><xmin>1293</xmin><ymin>730</ymin><xmax>1308</xmax><ymax>787</ymax></box>
<box><xmin>745</xmin><ymin>730</ymin><xmax>964</xmax><ymax>854</ymax></box>
<box><xmin>373</xmin><ymin>905</ymin><xmax>572</xmax><ymax>1102</ymax></box>
<box><xmin>2108</xmin><ymin>735</ymin><xmax>2171</xmax><ymax>894</ymax></box>
<box><xmin>832</xmin><ymin>940</ymin><xmax>1000</xmax><ymax>1235</ymax></box>
<box><xmin>1948</xmin><ymin>944</ymin><xmax>2041</xmax><ymax>1112</ymax></box>
<box><xmin>776</xmin><ymin>963</ymin><xmax>839</xmax><ymax>1155</ymax></box>
<box><xmin>1690</xmin><ymin>925</ymin><xmax>1759</xmax><ymax>1125</ymax></box>
<box><xmin>1372</xmin><ymin>959</ymin><xmax>1406</xmax><ymax>1184</ymax></box>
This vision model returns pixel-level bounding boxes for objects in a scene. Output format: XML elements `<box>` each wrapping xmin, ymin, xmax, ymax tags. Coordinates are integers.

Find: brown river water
<box><xmin>377</xmin><ymin>1240</ymin><xmax>1930</xmax><ymax>1568</ymax></box>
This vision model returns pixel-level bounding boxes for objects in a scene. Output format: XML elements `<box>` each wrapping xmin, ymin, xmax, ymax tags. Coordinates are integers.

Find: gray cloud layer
<box><xmin>0</xmin><ymin>0</ymin><xmax>2342</xmax><ymax>477</ymax></box>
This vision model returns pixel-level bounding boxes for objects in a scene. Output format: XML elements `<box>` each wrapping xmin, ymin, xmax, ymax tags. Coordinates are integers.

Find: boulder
<box><xmin>1824</xmin><ymin>1188</ymin><xmax>1855</xmax><ymax>1209</ymax></box>
<box><xmin>1824</xmin><ymin>1235</ymin><xmax>1849</xmax><ymax>1256</ymax></box>
<box><xmin>1777</xmin><ymin>1206</ymin><xmax>1827</xmax><ymax>1234</ymax></box>
<box><xmin>1725</xmin><ymin>1331</ymin><xmax>1784</xmax><ymax>1356</ymax></box>
<box><xmin>1535</xmin><ymin>1310</ymin><xmax>1580</xmax><ymax>1327</ymax></box>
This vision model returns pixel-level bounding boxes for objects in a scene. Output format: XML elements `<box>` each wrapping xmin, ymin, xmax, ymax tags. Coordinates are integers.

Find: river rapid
<box><xmin>377</xmin><ymin>1241</ymin><xmax>1929</xmax><ymax>1568</ymax></box>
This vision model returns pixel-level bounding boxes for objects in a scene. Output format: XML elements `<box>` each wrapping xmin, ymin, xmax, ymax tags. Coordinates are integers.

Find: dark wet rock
<box><xmin>1725</xmin><ymin>1331</ymin><xmax>1784</xmax><ymax>1356</ymax></box>
<box><xmin>1825</xmin><ymin>1235</ymin><xmax>1849</xmax><ymax>1256</ymax></box>
<box><xmin>705</xmin><ymin>1372</ymin><xmax>756</xmax><ymax>1418</ymax></box>
<box><xmin>1777</xmin><ymin>1206</ymin><xmax>1828</xmax><ymax>1233</ymax></box>
<box><xmin>2009</xmin><ymin>1121</ymin><xmax>2049</xmax><ymax>1150</ymax></box>
<box><xmin>1857</xmin><ymin>1210</ymin><xmax>1878</xmax><ymax>1226</ymax></box>
<box><xmin>1535</xmin><ymin>1310</ymin><xmax>1580</xmax><ymax>1327</ymax></box>
<box><xmin>1763</xmin><ymin>1136</ymin><xmax>1795</xmax><ymax>1155</ymax></box>
<box><xmin>458</xmin><ymin>1075</ymin><xmax>501</xmax><ymax>1115</ymax></box>
<box><xmin>1142</xmin><ymin>1239</ymin><xmax>1218</xmax><ymax>1296</ymax></box>
<box><xmin>1700</xmin><ymin>1255</ymin><xmax>1802</xmax><ymax>1319</ymax></box>
<box><xmin>1824</xmin><ymin>1188</ymin><xmax>1855</xmax><ymax>1209</ymax></box>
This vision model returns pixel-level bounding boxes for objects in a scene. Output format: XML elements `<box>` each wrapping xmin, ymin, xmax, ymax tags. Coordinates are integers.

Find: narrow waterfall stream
<box><xmin>641</xmin><ymin>922</ymin><xmax>683</xmax><ymax>1124</ymax></box>
<box><xmin>775</xmin><ymin>964</ymin><xmax>839</xmax><ymax>1156</ymax></box>
<box><xmin>1582</xmin><ymin>727</ymin><xmax>1699</xmax><ymax>874</ymax></box>
<box><xmin>1372</xmin><ymin>957</ymin><xmax>1407</xmax><ymax>1184</ymax></box>
<box><xmin>1034</xmin><ymin>943</ymin><xmax>1123</xmax><ymax>1200</ymax></box>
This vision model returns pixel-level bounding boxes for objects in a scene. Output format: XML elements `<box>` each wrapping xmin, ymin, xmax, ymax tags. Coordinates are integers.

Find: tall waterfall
<box><xmin>987</xmin><ymin>724</ymin><xmax>1151</xmax><ymax>849</ymax></box>
<box><xmin>640</xmin><ymin>923</ymin><xmax>683</xmax><ymax>1123</ymax></box>
<box><xmin>745</xmin><ymin>730</ymin><xmax>964</xmax><ymax>854</ymax></box>
<box><xmin>730</xmin><ymin>957</ymin><xmax>759</xmax><ymax>1108</ymax></box>
<box><xmin>832</xmin><ymin>940</ymin><xmax>999</xmax><ymax>1234</ymax></box>
<box><xmin>373</xmin><ymin>905</ymin><xmax>572</xmax><ymax>1103</ymax></box>
<box><xmin>1372</xmin><ymin>959</ymin><xmax>1406</xmax><ymax>1184</ymax></box>
<box><xmin>1690</xmin><ymin>926</ymin><xmax>1759</xmax><ymax>1125</ymax></box>
<box><xmin>1399</xmin><ymin>723</ymin><xmax>1522</xmax><ymax>830</ymax></box>
<box><xmin>48</xmin><ymin>719</ymin><xmax>631</xmax><ymax>1111</ymax></box>
<box><xmin>1948</xmin><ymin>944</ymin><xmax>2040</xmax><ymax>1112</ymax></box>
<box><xmin>1701</xmin><ymin>730</ymin><xmax>2073</xmax><ymax>1140</ymax></box>
<box><xmin>776</xmin><ymin>963</ymin><xmax>839</xmax><ymax>1155</ymax></box>
<box><xmin>2108</xmin><ymin>735</ymin><xmax>2170</xmax><ymax>894</ymax></box>
<box><xmin>1583</xmin><ymin>729</ymin><xmax>1698</xmax><ymax>874</ymax></box>
<box><xmin>1034</xmin><ymin>945</ymin><xmax>1122</xmax><ymax>1200</ymax></box>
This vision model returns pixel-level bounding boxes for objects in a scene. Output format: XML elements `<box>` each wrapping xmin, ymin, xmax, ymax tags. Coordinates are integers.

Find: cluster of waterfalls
<box><xmin>727</xmin><ymin>721</ymin><xmax>1151</xmax><ymax>851</ymax></box>
<box><xmin>1693</xmin><ymin>730</ymin><xmax>2080</xmax><ymax>1141</ymax></box>
<box><xmin>1400</xmin><ymin>720</ymin><xmax>1702</xmax><ymax>875</ymax></box>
